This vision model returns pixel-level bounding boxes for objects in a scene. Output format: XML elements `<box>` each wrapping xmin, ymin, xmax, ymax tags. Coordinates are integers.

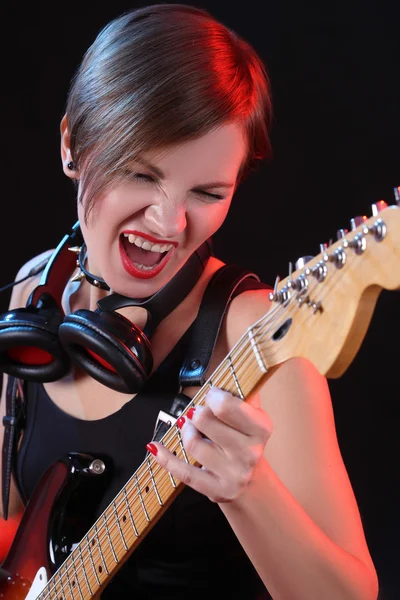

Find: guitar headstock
<box><xmin>256</xmin><ymin>187</ymin><xmax>400</xmax><ymax>378</ymax></box>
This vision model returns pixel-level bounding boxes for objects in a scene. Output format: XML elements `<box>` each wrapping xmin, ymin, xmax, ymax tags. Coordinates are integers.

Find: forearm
<box><xmin>219</xmin><ymin>458</ymin><xmax>378</xmax><ymax>600</ymax></box>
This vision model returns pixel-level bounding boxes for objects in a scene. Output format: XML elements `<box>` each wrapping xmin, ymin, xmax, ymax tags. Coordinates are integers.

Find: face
<box><xmin>62</xmin><ymin>121</ymin><xmax>247</xmax><ymax>298</ymax></box>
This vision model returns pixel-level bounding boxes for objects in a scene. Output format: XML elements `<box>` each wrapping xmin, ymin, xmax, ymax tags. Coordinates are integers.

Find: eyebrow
<box><xmin>134</xmin><ymin>158</ymin><xmax>235</xmax><ymax>190</ymax></box>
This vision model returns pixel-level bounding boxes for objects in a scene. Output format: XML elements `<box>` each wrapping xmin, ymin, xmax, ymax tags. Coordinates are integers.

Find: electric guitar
<box><xmin>1</xmin><ymin>192</ymin><xmax>399</xmax><ymax>599</ymax></box>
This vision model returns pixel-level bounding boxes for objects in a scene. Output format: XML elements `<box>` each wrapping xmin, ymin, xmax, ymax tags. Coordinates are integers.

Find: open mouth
<box><xmin>119</xmin><ymin>233</ymin><xmax>174</xmax><ymax>278</ymax></box>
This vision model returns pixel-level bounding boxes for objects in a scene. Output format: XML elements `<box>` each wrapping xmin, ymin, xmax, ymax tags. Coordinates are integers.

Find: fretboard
<box><xmin>37</xmin><ymin>322</ymin><xmax>271</xmax><ymax>599</ymax></box>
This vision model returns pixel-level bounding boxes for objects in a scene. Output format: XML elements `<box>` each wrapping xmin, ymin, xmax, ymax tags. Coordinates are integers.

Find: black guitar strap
<box><xmin>149</xmin><ymin>264</ymin><xmax>270</xmax><ymax>445</ymax></box>
<box><xmin>2</xmin><ymin>376</ymin><xmax>26</xmax><ymax>519</ymax></box>
<box><xmin>2</xmin><ymin>264</ymin><xmax>270</xmax><ymax>518</ymax></box>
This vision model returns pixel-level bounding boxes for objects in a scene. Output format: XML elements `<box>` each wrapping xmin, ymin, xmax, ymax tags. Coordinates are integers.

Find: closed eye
<box><xmin>123</xmin><ymin>171</ymin><xmax>225</xmax><ymax>201</ymax></box>
<box><xmin>197</xmin><ymin>191</ymin><xmax>224</xmax><ymax>201</ymax></box>
<box><xmin>129</xmin><ymin>172</ymin><xmax>154</xmax><ymax>182</ymax></box>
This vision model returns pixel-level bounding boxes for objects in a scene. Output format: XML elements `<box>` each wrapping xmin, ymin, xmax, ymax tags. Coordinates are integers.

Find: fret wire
<box><xmin>94</xmin><ymin>522</ymin><xmax>110</xmax><ymax>574</ymax></box>
<box><xmin>57</xmin><ymin>565</ymin><xmax>67</xmax><ymax>599</ymax></box>
<box><xmin>248</xmin><ymin>328</ymin><xmax>268</xmax><ymax>373</ymax></box>
<box><xmin>37</xmin><ymin>318</ymin><xmax>282</xmax><ymax>600</ymax></box>
<box><xmin>48</xmin><ymin>574</ymin><xmax>58</xmax><ymax>599</ymax></box>
<box><xmin>147</xmin><ymin>456</ymin><xmax>163</xmax><ymax>505</ymax></box>
<box><xmin>78</xmin><ymin>542</ymin><xmax>92</xmax><ymax>595</ymax></box>
<box><xmin>168</xmin><ymin>471</ymin><xmax>177</xmax><ymax>488</ymax></box>
<box><xmin>53</xmin><ymin>467</ymin><xmax>184</xmax><ymax>597</ymax></box>
<box><xmin>134</xmin><ymin>472</ymin><xmax>150</xmax><ymax>522</ymax></box>
<box><xmin>123</xmin><ymin>487</ymin><xmax>140</xmax><ymax>536</ymax></box>
<box><xmin>227</xmin><ymin>360</ymin><xmax>261</xmax><ymax>397</ymax></box>
<box><xmin>104</xmin><ymin>513</ymin><xmax>119</xmax><ymax>563</ymax></box>
<box><xmin>86</xmin><ymin>533</ymin><xmax>101</xmax><ymax>586</ymax></box>
<box><xmin>66</xmin><ymin>565</ymin><xmax>76</xmax><ymax>599</ymax></box>
<box><xmin>228</xmin><ymin>354</ymin><xmax>244</xmax><ymax>398</ymax></box>
<box><xmin>47</xmin><ymin>314</ymin><xmax>281</xmax><ymax>595</ymax></box>
<box><xmin>176</xmin><ymin>428</ymin><xmax>189</xmax><ymax>463</ymax></box>
<box><xmin>71</xmin><ymin>556</ymin><xmax>84</xmax><ymax>600</ymax></box>
<box><xmin>230</xmin><ymin>367</ymin><xmax>257</xmax><ymax>399</ymax></box>
<box><xmin>39</xmin><ymin>326</ymin><xmax>278</xmax><ymax>593</ymax></box>
<box><xmin>113</xmin><ymin>499</ymin><xmax>128</xmax><ymax>551</ymax></box>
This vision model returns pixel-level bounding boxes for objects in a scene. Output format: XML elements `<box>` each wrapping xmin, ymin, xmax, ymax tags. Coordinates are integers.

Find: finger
<box><xmin>179</xmin><ymin>417</ymin><xmax>231</xmax><ymax>475</ymax></box>
<box><xmin>205</xmin><ymin>387</ymin><xmax>273</xmax><ymax>441</ymax></box>
<box><xmin>185</xmin><ymin>404</ymin><xmax>250</xmax><ymax>457</ymax></box>
<box><xmin>145</xmin><ymin>440</ymin><xmax>220</xmax><ymax>498</ymax></box>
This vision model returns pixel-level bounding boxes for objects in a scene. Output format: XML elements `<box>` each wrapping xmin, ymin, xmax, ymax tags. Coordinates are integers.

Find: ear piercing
<box><xmin>67</xmin><ymin>161</ymin><xmax>75</xmax><ymax>170</ymax></box>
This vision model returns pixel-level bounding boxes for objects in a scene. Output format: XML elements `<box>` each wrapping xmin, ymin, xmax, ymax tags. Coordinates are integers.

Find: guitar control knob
<box><xmin>350</xmin><ymin>216</ymin><xmax>367</xmax><ymax>230</ymax></box>
<box><xmin>371</xmin><ymin>200</ymin><xmax>388</xmax><ymax>216</ymax></box>
<box><xmin>295</xmin><ymin>255</ymin><xmax>313</xmax><ymax>270</ymax></box>
<box><xmin>89</xmin><ymin>459</ymin><xmax>106</xmax><ymax>475</ymax></box>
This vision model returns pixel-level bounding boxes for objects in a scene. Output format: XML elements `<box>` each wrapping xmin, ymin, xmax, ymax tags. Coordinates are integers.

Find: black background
<box><xmin>2</xmin><ymin>1</ymin><xmax>399</xmax><ymax>597</ymax></box>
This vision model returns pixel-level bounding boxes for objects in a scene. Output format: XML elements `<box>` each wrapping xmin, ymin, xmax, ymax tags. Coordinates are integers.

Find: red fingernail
<box><xmin>146</xmin><ymin>443</ymin><xmax>158</xmax><ymax>456</ymax></box>
<box><xmin>177</xmin><ymin>416</ymin><xmax>185</xmax><ymax>429</ymax></box>
<box><xmin>187</xmin><ymin>407</ymin><xmax>196</xmax><ymax>420</ymax></box>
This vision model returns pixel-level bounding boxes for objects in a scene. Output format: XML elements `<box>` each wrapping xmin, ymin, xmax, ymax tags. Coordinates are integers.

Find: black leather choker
<box><xmin>77</xmin><ymin>243</ymin><xmax>110</xmax><ymax>291</ymax></box>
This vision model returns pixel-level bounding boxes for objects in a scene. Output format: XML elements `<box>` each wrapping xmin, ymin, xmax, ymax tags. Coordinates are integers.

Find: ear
<box><xmin>60</xmin><ymin>114</ymin><xmax>78</xmax><ymax>179</ymax></box>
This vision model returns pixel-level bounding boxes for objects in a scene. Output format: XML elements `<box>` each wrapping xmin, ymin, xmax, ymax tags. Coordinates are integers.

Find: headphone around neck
<box><xmin>0</xmin><ymin>222</ymin><xmax>212</xmax><ymax>393</ymax></box>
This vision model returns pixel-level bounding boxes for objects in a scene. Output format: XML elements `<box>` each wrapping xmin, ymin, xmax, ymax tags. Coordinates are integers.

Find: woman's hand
<box><xmin>146</xmin><ymin>386</ymin><xmax>273</xmax><ymax>503</ymax></box>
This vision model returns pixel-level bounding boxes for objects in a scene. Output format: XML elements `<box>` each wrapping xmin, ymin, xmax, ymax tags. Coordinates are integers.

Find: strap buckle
<box><xmin>2</xmin><ymin>415</ymin><xmax>17</xmax><ymax>428</ymax></box>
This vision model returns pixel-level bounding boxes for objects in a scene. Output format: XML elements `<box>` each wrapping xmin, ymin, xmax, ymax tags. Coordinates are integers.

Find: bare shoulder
<box><xmin>225</xmin><ymin>287</ymin><xmax>273</xmax><ymax>348</ymax></box>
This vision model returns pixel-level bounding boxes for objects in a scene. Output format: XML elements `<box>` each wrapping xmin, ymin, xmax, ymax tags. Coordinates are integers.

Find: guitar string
<box><xmin>53</xmin><ymin>235</ymin><xmax>381</xmax><ymax>597</ymax></box>
<box><xmin>41</xmin><ymin>425</ymin><xmax>259</xmax><ymax>600</ymax></box>
<box><xmin>40</xmin><ymin>271</ymin><xmax>336</xmax><ymax>599</ymax></box>
<box><xmin>39</xmin><ymin>305</ymin><xmax>330</xmax><ymax>598</ymax></box>
<box><xmin>39</xmin><ymin>274</ymin><xmax>331</xmax><ymax>598</ymax></box>
<box><xmin>40</xmin><ymin>263</ymin><xmax>346</xmax><ymax>597</ymax></box>
<box><xmin>38</xmin><ymin>299</ymin><xmax>294</xmax><ymax>598</ymax></box>
<box><xmin>40</xmin><ymin>221</ymin><xmax>385</xmax><ymax>596</ymax></box>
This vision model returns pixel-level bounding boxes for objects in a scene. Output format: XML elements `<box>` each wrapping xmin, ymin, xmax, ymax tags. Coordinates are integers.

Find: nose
<box><xmin>143</xmin><ymin>195</ymin><xmax>187</xmax><ymax>239</ymax></box>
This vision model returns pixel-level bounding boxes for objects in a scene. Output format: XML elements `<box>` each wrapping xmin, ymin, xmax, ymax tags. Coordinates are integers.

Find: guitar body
<box><xmin>0</xmin><ymin>199</ymin><xmax>398</xmax><ymax>598</ymax></box>
<box><xmin>0</xmin><ymin>452</ymin><xmax>109</xmax><ymax>599</ymax></box>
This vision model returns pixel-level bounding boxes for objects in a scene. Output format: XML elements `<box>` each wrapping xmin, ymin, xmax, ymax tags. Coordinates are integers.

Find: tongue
<box><xmin>124</xmin><ymin>241</ymin><xmax>163</xmax><ymax>266</ymax></box>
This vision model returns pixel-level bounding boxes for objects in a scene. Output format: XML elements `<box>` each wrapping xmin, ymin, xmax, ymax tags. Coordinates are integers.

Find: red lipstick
<box><xmin>121</xmin><ymin>230</ymin><xmax>179</xmax><ymax>247</ymax></box>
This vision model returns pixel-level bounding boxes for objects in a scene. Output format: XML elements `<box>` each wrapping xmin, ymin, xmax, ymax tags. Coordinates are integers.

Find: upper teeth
<box><xmin>123</xmin><ymin>233</ymin><xmax>173</xmax><ymax>253</ymax></box>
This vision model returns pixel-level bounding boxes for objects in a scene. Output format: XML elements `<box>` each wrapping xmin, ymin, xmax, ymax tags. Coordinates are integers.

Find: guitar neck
<box><xmin>39</xmin><ymin>341</ymin><xmax>268</xmax><ymax>598</ymax></box>
<box><xmin>39</xmin><ymin>203</ymin><xmax>400</xmax><ymax>598</ymax></box>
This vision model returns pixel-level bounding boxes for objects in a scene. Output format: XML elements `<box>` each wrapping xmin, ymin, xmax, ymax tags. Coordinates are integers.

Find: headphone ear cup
<box><xmin>0</xmin><ymin>307</ymin><xmax>70</xmax><ymax>381</ymax></box>
<box><xmin>58</xmin><ymin>309</ymin><xmax>154</xmax><ymax>393</ymax></box>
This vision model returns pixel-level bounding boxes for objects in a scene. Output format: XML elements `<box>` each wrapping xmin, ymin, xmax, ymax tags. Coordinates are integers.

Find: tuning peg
<box><xmin>394</xmin><ymin>186</ymin><xmax>400</xmax><ymax>205</ymax></box>
<box><xmin>68</xmin><ymin>246</ymin><xmax>82</xmax><ymax>254</ymax></box>
<box><xmin>350</xmin><ymin>216</ymin><xmax>368</xmax><ymax>230</ymax></box>
<box><xmin>371</xmin><ymin>200</ymin><xmax>388</xmax><ymax>216</ymax></box>
<box><xmin>319</xmin><ymin>243</ymin><xmax>328</xmax><ymax>253</ymax></box>
<box><xmin>336</xmin><ymin>228</ymin><xmax>348</xmax><ymax>239</ymax></box>
<box><xmin>295</xmin><ymin>255</ymin><xmax>313</xmax><ymax>270</ymax></box>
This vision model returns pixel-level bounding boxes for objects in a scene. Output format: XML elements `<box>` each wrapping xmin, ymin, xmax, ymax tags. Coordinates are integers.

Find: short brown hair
<box><xmin>65</xmin><ymin>3</ymin><xmax>272</xmax><ymax>221</ymax></box>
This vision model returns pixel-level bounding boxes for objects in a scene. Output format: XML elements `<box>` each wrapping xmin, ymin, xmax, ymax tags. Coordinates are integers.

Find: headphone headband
<box><xmin>27</xmin><ymin>221</ymin><xmax>83</xmax><ymax>313</ymax></box>
<box><xmin>0</xmin><ymin>221</ymin><xmax>212</xmax><ymax>392</ymax></box>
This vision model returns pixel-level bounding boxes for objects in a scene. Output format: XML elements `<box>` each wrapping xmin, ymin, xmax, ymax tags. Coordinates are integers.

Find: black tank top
<box><xmin>15</xmin><ymin>279</ymin><xmax>272</xmax><ymax>600</ymax></box>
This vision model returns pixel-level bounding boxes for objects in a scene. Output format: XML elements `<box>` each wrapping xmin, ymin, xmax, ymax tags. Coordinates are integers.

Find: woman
<box><xmin>0</xmin><ymin>4</ymin><xmax>378</xmax><ymax>599</ymax></box>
